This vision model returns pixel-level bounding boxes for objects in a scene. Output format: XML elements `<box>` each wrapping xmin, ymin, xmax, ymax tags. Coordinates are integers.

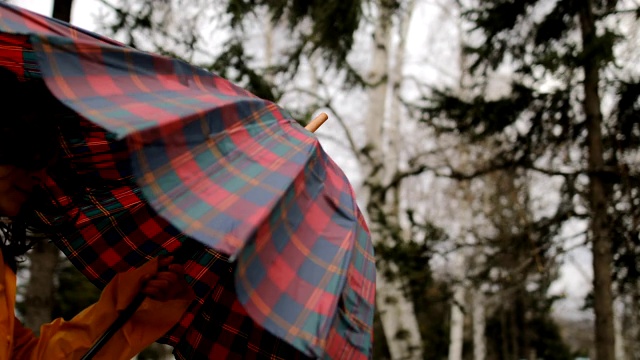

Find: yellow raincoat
<box><xmin>0</xmin><ymin>251</ymin><xmax>193</xmax><ymax>359</ymax></box>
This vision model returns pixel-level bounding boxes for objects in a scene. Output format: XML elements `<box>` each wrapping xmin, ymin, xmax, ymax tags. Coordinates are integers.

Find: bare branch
<box><xmin>530</xmin><ymin>165</ymin><xmax>581</xmax><ymax>177</ymax></box>
<box><xmin>597</xmin><ymin>7</ymin><xmax>640</xmax><ymax>17</ymax></box>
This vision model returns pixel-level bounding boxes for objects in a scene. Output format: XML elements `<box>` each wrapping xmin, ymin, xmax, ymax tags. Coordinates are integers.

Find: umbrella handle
<box><xmin>82</xmin><ymin>238</ymin><xmax>203</xmax><ymax>359</ymax></box>
<box><xmin>305</xmin><ymin>113</ymin><xmax>328</xmax><ymax>133</ymax></box>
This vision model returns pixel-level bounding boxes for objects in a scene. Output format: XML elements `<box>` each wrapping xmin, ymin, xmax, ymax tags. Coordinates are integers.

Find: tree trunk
<box><xmin>376</xmin><ymin>274</ymin><xmax>423</xmax><ymax>359</ymax></box>
<box><xmin>613</xmin><ymin>301</ymin><xmax>625</xmax><ymax>360</ymax></box>
<box><xmin>23</xmin><ymin>241</ymin><xmax>59</xmax><ymax>334</ymax></box>
<box><xmin>578</xmin><ymin>2</ymin><xmax>615</xmax><ymax>360</ymax></box>
<box><xmin>365</xmin><ymin>3</ymin><xmax>423</xmax><ymax>359</ymax></box>
<box><xmin>386</xmin><ymin>0</ymin><xmax>415</xmax><ymax>173</ymax></box>
<box><xmin>500</xmin><ymin>309</ymin><xmax>510</xmax><ymax>360</ymax></box>
<box><xmin>52</xmin><ymin>0</ymin><xmax>73</xmax><ymax>23</ymax></box>
<box><xmin>448</xmin><ymin>278</ymin><xmax>465</xmax><ymax>360</ymax></box>
<box><xmin>631</xmin><ymin>285</ymin><xmax>640</xmax><ymax>358</ymax></box>
<box><xmin>472</xmin><ymin>290</ymin><xmax>486</xmax><ymax>360</ymax></box>
<box><xmin>509</xmin><ymin>306</ymin><xmax>519</xmax><ymax>360</ymax></box>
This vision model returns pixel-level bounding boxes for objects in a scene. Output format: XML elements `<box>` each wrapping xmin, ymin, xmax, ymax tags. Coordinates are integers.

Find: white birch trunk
<box><xmin>448</xmin><ymin>5</ymin><xmax>489</xmax><ymax>359</ymax></box>
<box><xmin>386</xmin><ymin>0</ymin><xmax>415</xmax><ymax>173</ymax></box>
<box><xmin>614</xmin><ymin>300</ymin><xmax>626</xmax><ymax>360</ymax></box>
<box><xmin>364</xmin><ymin>3</ymin><xmax>423</xmax><ymax>359</ymax></box>
<box><xmin>448</xmin><ymin>276</ymin><xmax>465</xmax><ymax>360</ymax></box>
<box><xmin>472</xmin><ymin>289</ymin><xmax>486</xmax><ymax>360</ymax></box>
<box><xmin>376</xmin><ymin>272</ymin><xmax>423</xmax><ymax>358</ymax></box>
<box><xmin>633</xmin><ymin>294</ymin><xmax>640</xmax><ymax>358</ymax></box>
<box><xmin>630</xmin><ymin>285</ymin><xmax>640</xmax><ymax>359</ymax></box>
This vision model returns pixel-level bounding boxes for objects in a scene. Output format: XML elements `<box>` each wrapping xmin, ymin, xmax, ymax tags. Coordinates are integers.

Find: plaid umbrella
<box><xmin>0</xmin><ymin>4</ymin><xmax>375</xmax><ymax>360</ymax></box>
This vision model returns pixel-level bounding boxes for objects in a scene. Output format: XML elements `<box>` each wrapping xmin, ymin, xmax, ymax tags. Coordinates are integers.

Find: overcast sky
<box><xmin>12</xmin><ymin>0</ymin><xmax>104</xmax><ymax>31</ymax></box>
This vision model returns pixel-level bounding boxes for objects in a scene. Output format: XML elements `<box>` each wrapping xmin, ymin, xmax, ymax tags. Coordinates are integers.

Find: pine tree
<box><xmin>422</xmin><ymin>1</ymin><xmax>640</xmax><ymax>359</ymax></box>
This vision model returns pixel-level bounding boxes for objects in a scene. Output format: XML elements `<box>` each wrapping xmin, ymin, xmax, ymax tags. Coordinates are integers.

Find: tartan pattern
<box><xmin>173</xmin><ymin>261</ymin><xmax>315</xmax><ymax>360</ymax></box>
<box><xmin>0</xmin><ymin>4</ymin><xmax>375</xmax><ymax>359</ymax></box>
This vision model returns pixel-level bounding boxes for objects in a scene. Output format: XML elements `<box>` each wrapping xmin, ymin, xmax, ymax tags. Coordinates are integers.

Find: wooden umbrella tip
<box><xmin>305</xmin><ymin>112</ymin><xmax>329</xmax><ymax>133</ymax></box>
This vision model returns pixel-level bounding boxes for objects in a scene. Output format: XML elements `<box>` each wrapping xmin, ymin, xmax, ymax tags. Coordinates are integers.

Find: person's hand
<box><xmin>140</xmin><ymin>256</ymin><xmax>191</xmax><ymax>301</ymax></box>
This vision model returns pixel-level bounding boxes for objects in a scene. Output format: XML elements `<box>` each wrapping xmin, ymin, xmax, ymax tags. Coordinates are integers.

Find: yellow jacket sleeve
<box><xmin>11</xmin><ymin>258</ymin><xmax>193</xmax><ymax>360</ymax></box>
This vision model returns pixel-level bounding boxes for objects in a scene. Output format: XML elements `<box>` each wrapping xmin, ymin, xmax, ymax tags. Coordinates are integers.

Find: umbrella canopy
<box><xmin>0</xmin><ymin>4</ymin><xmax>375</xmax><ymax>360</ymax></box>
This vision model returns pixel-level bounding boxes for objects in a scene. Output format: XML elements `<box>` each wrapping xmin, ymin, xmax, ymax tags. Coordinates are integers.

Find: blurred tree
<box><xmin>225</xmin><ymin>0</ymin><xmax>365</xmax><ymax>86</ymax></box>
<box><xmin>360</xmin><ymin>1</ymin><xmax>425</xmax><ymax>357</ymax></box>
<box><xmin>51</xmin><ymin>258</ymin><xmax>100</xmax><ymax>321</ymax></box>
<box><xmin>422</xmin><ymin>1</ymin><xmax>640</xmax><ymax>359</ymax></box>
<box><xmin>479</xmin><ymin>169</ymin><xmax>572</xmax><ymax>360</ymax></box>
<box><xmin>21</xmin><ymin>0</ymin><xmax>74</xmax><ymax>334</ymax></box>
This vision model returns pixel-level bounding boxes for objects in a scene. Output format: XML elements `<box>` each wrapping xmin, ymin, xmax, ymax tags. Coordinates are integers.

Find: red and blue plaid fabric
<box><xmin>0</xmin><ymin>4</ymin><xmax>375</xmax><ymax>359</ymax></box>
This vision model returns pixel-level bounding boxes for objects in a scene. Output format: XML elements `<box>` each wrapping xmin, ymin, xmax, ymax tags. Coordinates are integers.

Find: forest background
<box><xmin>8</xmin><ymin>0</ymin><xmax>640</xmax><ymax>359</ymax></box>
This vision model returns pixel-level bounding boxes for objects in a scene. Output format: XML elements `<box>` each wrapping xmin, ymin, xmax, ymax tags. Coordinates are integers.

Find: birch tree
<box><xmin>362</xmin><ymin>2</ymin><xmax>424</xmax><ymax>358</ymax></box>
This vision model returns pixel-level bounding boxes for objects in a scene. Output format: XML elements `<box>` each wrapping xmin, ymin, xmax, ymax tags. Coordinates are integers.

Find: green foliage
<box><xmin>608</xmin><ymin>80</ymin><xmax>640</xmax><ymax>293</ymax></box>
<box><xmin>15</xmin><ymin>257</ymin><xmax>100</xmax><ymax>331</ymax></box>
<box><xmin>529</xmin><ymin>316</ymin><xmax>574</xmax><ymax>360</ymax></box>
<box><xmin>101</xmin><ymin>0</ymin><xmax>370</xmax><ymax>99</ymax></box>
<box><xmin>534</xmin><ymin>2</ymin><xmax>574</xmax><ymax>46</ymax></box>
<box><xmin>464</xmin><ymin>0</ymin><xmax>619</xmax><ymax>75</ymax></box>
<box><xmin>614</xmin><ymin>80</ymin><xmax>640</xmax><ymax>149</ymax></box>
<box><xmin>464</xmin><ymin>0</ymin><xmax>535</xmax><ymax>72</ymax></box>
<box><xmin>371</xmin><ymin>210</ymin><xmax>451</xmax><ymax>359</ymax></box>
<box><xmin>578</xmin><ymin>29</ymin><xmax>619</xmax><ymax>68</ymax></box>
<box><xmin>425</xmin><ymin>83</ymin><xmax>535</xmax><ymax>138</ymax></box>
<box><xmin>206</xmin><ymin>40</ymin><xmax>280</xmax><ymax>102</ymax></box>
<box><xmin>372</xmin><ymin>310</ymin><xmax>392</xmax><ymax>359</ymax></box>
<box><xmin>375</xmin><ymin>221</ymin><xmax>446</xmax><ymax>300</ymax></box>
<box><xmin>100</xmin><ymin>0</ymin><xmax>280</xmax><ymax>99</ymax></box>
<box><xmin>424</xmin><ymin>0</ymin><xmax>639</xmax><ymax>273</ymax></box>
<box><xmin>226</xmin><ymin>0</ymin><xmax>363</xmax><ymax>78</ymax></box>
<box><xmin>372</xmin><ymin>279</ymin><xmax>451</xmax><ymax>359</ymax></box>
<box><xmin>422</xmin><ymin>81</ymin><xmax>582</xmax><ymax>176</ymax></box>
<box><xmin>52</xmin><ymin>258</ymin><xmax>100</xmax><ymax>320</ymax></box>
<box><xmin>485</xmin><ymin>306</ymin><xmax>573</xmax><ymax>360</ymax></box>
<box><xmin>415</xmin><ymin>281</ymin><xmax>450</xmax><ymax>359</ymax></box>
<box><xmin>422</xmin><ymin>1</ymin><xmax>640</xmax><ymax>357</ymax></box>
